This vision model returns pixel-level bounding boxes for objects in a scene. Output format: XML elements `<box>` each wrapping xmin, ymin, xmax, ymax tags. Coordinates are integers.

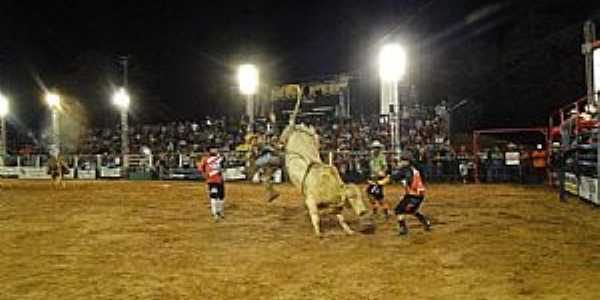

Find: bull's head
<box><xmin>343</xmin><ymin>184</ymin><xmax>376</xmax><ymax>234</ymax></box>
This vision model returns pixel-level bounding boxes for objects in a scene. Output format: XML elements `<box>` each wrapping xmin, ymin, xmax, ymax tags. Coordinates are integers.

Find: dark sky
<box><xmin>1</xmin><ymin>0</ymin><xmax>599</xmax><ymax>133</ymax></box>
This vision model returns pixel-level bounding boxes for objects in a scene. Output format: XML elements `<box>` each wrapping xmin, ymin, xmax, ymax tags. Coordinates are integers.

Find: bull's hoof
<box><xmin>357</xmin><ymin>221</ymin><xmax>376</xmax><ymax>234</ymax></box>
<box><xmin>359</xmin><ymin>225</ymin><xmax>376</xmax><ymax>234</ymax></box>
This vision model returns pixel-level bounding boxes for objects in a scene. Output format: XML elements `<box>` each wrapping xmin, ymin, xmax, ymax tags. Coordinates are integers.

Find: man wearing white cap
<box><xmin>395</xmin><ymin>155</ymin><xmax>432</xmax><ymax>235</ymax></box>
<box><xmin>531</xmin><ymin>144</ymin><xmax>546</xmax><ymax>184</ymax></box>
<box><xmin>367</xmin><ymin>140</ymin><xmax>391</xmax><ymax>219</ymax></box>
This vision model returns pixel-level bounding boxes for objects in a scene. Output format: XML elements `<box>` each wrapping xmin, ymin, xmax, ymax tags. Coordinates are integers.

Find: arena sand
<box><xmin>1</xmin><ymin>180</ymin><xmax>599</xmax><ymax>299</ymax></box>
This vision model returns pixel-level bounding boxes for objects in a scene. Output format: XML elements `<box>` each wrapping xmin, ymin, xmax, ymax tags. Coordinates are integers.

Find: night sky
<box><xmin>1</xmin><ymin>0</ymin><xmax>599</xmax><ymax>134</ymax></box>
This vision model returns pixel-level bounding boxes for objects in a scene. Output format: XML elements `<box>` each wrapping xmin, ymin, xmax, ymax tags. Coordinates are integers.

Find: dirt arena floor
<box><xmin>1</xmin><ymin>180</ymin><xmax>599</xmax><ymax>300</ymax></box>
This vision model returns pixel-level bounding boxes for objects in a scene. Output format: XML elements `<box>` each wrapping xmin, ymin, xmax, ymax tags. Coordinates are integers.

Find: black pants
<box><xmin>208</xmin><ymin>182</ymin><xmax>225</xmax><ymax>200</ymax></box>
<box><xmin>366</xmin><ymin>184</ymin><xmax>384</xmax><ymax>202</ymax></box>
<box><xmin>395</xmin><ymin>195</ymin><xmax>424</xmax><ymax>215</ymax></box>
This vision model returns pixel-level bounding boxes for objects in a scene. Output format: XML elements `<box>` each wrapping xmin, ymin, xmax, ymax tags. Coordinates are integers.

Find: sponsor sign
<box><xmin>565</xmin><ymin>172</ymin><xmax>578</xmax><ymax>195</ymax></box>
<box><xmin>77</xmin><ymin>170</ymin><xmax>97</xmax><ymax>180</ymax></box>
<box><xmin>63</xmin><ymin>168</ymin><xmax>75</xmax><ymax>180</ymax></box>
<box><xmin>0</xmin><ymin>166</ymin><xmax>20</xmax><ymax>177</ymax></box>
<box><xmin>505</xmin><ymin>152</ymin><xmax>520</xmax><ymax>166</ymax></box>
<box><xmin>223</xmin><ymin>166</ymin><xmax>247</xmax><ymax>181</ymax></box>
<box><xmin>579</xmin><ymin>176</ymin><xmax>599</xmax><ymax>205</ymax></box>
<box><xmin>18</xmin><ymin>167</ymin><xmax>52</xmax><ymax>179</ymax></box>
<box><xmin>99</xmin><ymin>167</ymin><xmax>122</xmax><ymax>178</ymax></box>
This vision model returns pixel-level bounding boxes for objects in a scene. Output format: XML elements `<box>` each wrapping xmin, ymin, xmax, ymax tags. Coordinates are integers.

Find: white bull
<box><xmin>279</xmin><ymin>124</ymin><xmax>375</xmax><ymax>237</ymax></box>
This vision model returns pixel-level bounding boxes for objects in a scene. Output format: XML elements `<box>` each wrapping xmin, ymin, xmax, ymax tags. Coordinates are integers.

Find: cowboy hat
<box><xmin>370</xmin><ymin>141</ymin><xmax>385</xmax><ymax>149</ymax></box>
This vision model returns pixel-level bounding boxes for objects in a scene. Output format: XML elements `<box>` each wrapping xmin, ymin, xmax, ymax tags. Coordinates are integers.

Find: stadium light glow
<box><xmin>112</xmin><ymin>88</ymin><xmax>130</xmax><ymax>109</ymax></box>
<box><xmin>45</xmin><ymin>92</ymin><xmax>61</xmax><ymax>156</ymax></box>
<box><xmin>238</xmin><ymin>64</ymin><xmax>259</xmax><ymax>95</ymax></box>
<box><xmin>45</xmin><ymin>92</ymin><xmax>61</xmax><ymax>108</ymax></box>
<box><xmin>379</xmin><ymin>44</ymin><xmax>407</xmax><ymax>82</ymax></box>
<box><xmin>0</xmin><ymin>93</ymin><xmax>7</xmax><ymax>156</ymax></box>
<box><xmin>0</xmin><ymin>93</ymin><xmax>8</xmax><ymax>117</ymax></box>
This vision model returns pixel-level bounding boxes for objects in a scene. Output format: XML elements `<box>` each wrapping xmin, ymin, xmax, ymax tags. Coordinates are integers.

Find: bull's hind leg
<box><xmin>305</xmin><ymin>197</ymin><xmax>322</xmax><ymax>237</ymax></box>
<box><xmin>336</xmin><ymin>214</ymin><xmax>355</xmax><ymax>235</ymax></box>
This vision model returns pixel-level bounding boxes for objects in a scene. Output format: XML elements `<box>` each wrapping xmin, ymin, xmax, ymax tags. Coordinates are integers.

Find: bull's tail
<box><xmin>289</xmin><ymin>85</ymin><xmax>303</xmax><ymax>126</ymax></box>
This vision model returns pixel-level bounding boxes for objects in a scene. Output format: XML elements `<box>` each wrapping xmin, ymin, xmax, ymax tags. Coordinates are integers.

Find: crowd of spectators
<box><xmin>298</xmin><ymin>102</ymin><xmax>460</xmax><ymax>182</ymax></box>
<box><xmin>76</xmin><ymin>117</ymin><xmax>242</xmax><ymax>155</ymax></box>
<box><xmin>13</xmin><ymin>102</ymin><xmax>451</xmax><ymax>157</ymax></box>
<box><xmin>5</xmin><ymin>100</ymin><xmax>550</xmax><ymax>184</ymax></box>
<box><xmin>300</xmin><ymin>102</ymin><xmax>450</xmax><ymax>153</ymax></box>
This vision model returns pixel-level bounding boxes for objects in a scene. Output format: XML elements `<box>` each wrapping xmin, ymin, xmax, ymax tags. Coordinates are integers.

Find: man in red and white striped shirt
<box><xmin>198</xmin><ymin>146</ymin><xmax>225</xmax><ymax>221</ymax></box>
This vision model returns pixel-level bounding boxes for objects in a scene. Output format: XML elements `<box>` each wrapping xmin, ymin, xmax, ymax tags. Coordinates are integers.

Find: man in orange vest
<box><xmin>531</xmin><ymin>144</ymin><xmax>546</xmax><ymax>184</ymax></box>
<box><xmin>394</xmin><ymin>157</ymin><xmax>431</xmax><ymax>235</ymax></box>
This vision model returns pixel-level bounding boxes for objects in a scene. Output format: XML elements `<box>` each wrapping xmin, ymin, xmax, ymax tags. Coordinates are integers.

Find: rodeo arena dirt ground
<box><xmin>1</xmin><ymin>180</ymin><xmax>599</xmax><ymax>300</ymax></box>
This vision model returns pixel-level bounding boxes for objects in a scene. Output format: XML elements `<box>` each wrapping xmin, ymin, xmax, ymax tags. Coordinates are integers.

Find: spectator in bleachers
<box><xmin>456</xmin><ymin>145</ymin><xmax>470</xmax><ymax>184</ymax></box>
<box><xmin>12</xmin><ymin>100</ymin><xmax>465</xmax><ymax>183</ymax></box>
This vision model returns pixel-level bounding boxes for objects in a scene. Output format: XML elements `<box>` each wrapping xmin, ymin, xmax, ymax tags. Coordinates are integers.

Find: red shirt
<box><xmin>531</xmin><ymin>150</ymin><xmax>546</xmax><ymax>168</ymax></box>
<box><xmin>407</xmin><ymin>167</ymin><xmax>426</xmax><ymax>196</ymax></box>
<box><xmin>198</xmin><ymin>155</ymin><xmax>224</xmax><ymax>184</ymax></box>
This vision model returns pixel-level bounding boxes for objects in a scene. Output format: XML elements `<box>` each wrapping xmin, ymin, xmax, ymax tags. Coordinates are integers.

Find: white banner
<box><xmin>77</xmin><ymin>170</ymin><xmax>97</xmax><ymax>180</ymax></box>
<box><xmin>0</xmin><ymin>166</ymin><xmax>20</xmax><ymax>177</ymax></box>
<box><xmin>100</xmin><ymin>167</ymin><xmax>122</xmax><ymax>178</ymax></box>
<box><xmin>579</xmin><ymin>176</ymin><xmax>599</xmax><ymax>205</ymax></box>
<box><xmin>223</xmin><ymin>166</ymin><xmax>247</xmax><ymax>181</ymax></box>
<box><xmin>18</xmin><ymin>167</ymin><xmax>52</xmax><ymax>179</ymax></box>
<box><xmin>565</xmin><ymin>172</ymin><xmax>578</xmax><ymax>195</ymax></box>
<box><xmin>63</xmin><ymin>168</ymin><xmax>75</xmax><ymax>180</ymax></box>
<box><xmin>505</xmin><ymin>152</ymin><xmax>520</xmax><ymax>166</ymax></box>
<box><xmin>248</xmin><ymin>168</ymin><xmax>282</xmax><ymax>183</ymax></box>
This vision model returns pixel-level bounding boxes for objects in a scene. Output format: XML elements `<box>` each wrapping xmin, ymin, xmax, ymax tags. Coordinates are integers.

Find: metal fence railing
<box><xmin>0</xmin><ymin>151</ymin><xmax>549</xmax><ymax>184</ymax></box>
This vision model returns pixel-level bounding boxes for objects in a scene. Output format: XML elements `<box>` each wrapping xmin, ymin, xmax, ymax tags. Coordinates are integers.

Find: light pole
<box><xmin>447</xmin><ymin>99</ymin><xmax>469</xmax><ymax>146</ymax></box>
<box><xmin>238</xmin><ymin>64</ymin><xmax>259</xmax><ymax>132</ymax></box>
<box><xmin>0</xmin><ymin>93</ymin><xmax>8</xmax><ymax>156</ymax></box>
<box><xmin>112</xmin><ymin>87</ymin><xmax>130</xmax><ymax>164</ymax></box>
<box><xmin>45</xmin><ymin>92</ymin><xmax>61</xmax><ymax>157</ymax></box>
<box><xmin>379</xmin><ymin>43</ymin><xmax>407</xmax><ymax>157</ymax></box>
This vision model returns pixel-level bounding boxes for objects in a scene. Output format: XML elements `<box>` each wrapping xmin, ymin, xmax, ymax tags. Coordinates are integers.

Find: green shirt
<box><xmin>369</xmin><ymin>153</ymin><xmax>387</xmax><ymax>177</ymax></box>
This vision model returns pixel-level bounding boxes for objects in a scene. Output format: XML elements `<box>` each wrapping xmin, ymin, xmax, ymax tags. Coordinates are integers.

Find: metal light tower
<box><xmin>0</xmin><ymin>93</ymin><xmax>8</xmax><ymax>156</ymax></box>
<box><xmin>45</xmin><ymin>92</ymin><xmax>61</xmax><ymax>156</ymax></box>
<box><xmin>379</xmin><ymin>44</ymin><xmax>407</xmax><ymax>156</ymax></box>
<box><xmin>112</xmin><ymin>88</ymin><xmax>130</xmax><ymax>159</ymax></box>
<box><xmin>238</xmin><ymin>64</ymin><xmax>259</xmax><ymax>132</ymax></box>
<box><xmin>584</xmin><ymin>21</ymin><xmax>597</xmax><ymax>105</ymax></box>
<box><xmin>582</xmin><ymin>21</ymin><xmax>599</xmax><ymax>202</ymax></box>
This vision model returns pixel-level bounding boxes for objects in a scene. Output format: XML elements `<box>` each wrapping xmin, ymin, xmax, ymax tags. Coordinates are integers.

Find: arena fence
<box><xmin>0</xmin><ymin>151</ymin><xmax>548</xmax><ymax>185</ymax></box>
<box><xmin>325</xmin><ymin>150</ymin><xmax>549</xmax><ymax>184</ymax></box>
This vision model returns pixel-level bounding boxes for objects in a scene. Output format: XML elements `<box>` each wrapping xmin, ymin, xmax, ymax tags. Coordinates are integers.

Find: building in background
<box><xmin>270</xmin><ymin>74</ymin><xmax>356</xmax><ymax>121</ymax></box>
